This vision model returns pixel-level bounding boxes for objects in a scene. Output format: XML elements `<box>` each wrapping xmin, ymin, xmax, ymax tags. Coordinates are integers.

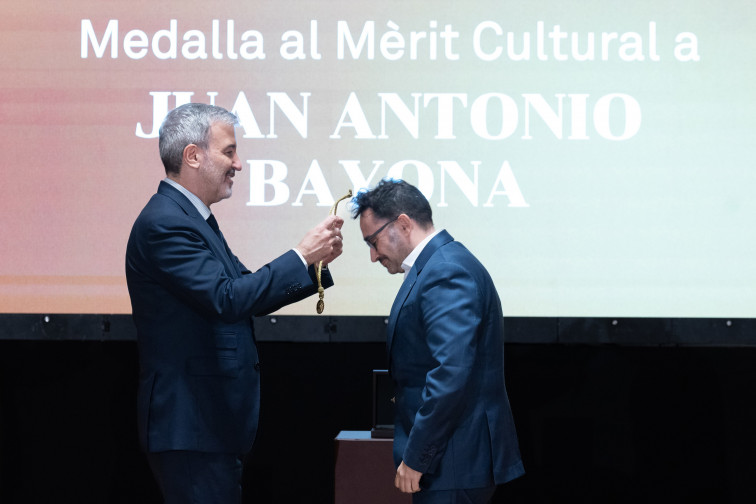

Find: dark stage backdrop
<box><xmin>1</xmin><ymin>339</ymin><xmax>755</xmax><ymax>503</ymax></box>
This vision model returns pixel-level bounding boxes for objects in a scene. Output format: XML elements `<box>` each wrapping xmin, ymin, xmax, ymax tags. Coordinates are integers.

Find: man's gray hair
<box><xmin>158</xmin><ymin>103</ymin><xmax>238</xmax><ymax>175</ymax></box>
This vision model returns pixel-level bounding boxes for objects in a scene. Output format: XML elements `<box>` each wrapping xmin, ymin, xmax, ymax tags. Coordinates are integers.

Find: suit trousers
<box><xmin>146</xmin><ymin>450</ymin><xmax>244</xmax><ymax>504</ymax></box>
<box><xmin>412</xmin><ymin>486</ymin><xmax>497</xmax><ymax>504</ymax></box>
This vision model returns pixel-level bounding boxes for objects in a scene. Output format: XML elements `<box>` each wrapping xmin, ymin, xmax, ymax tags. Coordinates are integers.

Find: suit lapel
<box><xmin>387</xmin><ymin>268</ymin><xmax>416</xmax><ymax>364</ymax></box>
<box><xmin>386</xmin><ymin>230</ymin><xmax>455</xmax><ymax>366</ymax></box>
<box><xmin>158</xmin><ymin>182</ymin><xmax>241</xmax><ymax>278</ymax></box>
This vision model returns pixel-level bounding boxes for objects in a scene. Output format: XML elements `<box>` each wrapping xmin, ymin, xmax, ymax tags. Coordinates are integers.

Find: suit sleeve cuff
<box><xmin>292</xmin><ymin>248</ymin><xmax>308</xmax><ymax>268</ymax></box>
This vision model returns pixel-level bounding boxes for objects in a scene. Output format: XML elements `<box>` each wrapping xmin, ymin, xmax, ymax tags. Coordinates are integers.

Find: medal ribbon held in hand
<box><xmin>316</xmin><ymin>190</ymin><xmax>352</xmax><ymax>314</ymax></box>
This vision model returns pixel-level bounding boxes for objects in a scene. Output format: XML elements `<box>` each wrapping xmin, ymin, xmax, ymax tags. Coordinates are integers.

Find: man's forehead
<box><xmin>209</xmin><ymin>122</ymin><xmax>236</xmax><ymax>145</ymax></box>
<box><xmin>360</xmin><ymin>208</ymin><xmax>378</xmax><ymax>223</ymax></box>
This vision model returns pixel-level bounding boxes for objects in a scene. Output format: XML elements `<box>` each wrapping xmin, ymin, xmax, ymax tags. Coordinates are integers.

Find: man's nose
<box><xmin>370</xmin><ymin>247</ymin><xmax>379</xmax><ymax>262</ymax></box>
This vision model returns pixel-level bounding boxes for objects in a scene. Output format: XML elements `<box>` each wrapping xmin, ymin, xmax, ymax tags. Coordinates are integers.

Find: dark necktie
<box><xmin>206</xmin><ymin>214</ymin><xmax>221</xmax><ymax>237</ymax></box>
<box><xmin>206</xmin><ymin>214</ymin><xmax>242</xmax><ymax>276</ymax></box>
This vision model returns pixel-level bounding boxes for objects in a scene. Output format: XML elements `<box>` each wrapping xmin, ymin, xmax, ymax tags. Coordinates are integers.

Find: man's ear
<box><xmin>183</xmin><ymin>144</ymin><xmax>202</xmax><ymax>170</ymax></box>
<box><xmin>396</xmin><ymin>213</ymin><xmax>412</xmax><ymax>234</ymax></box>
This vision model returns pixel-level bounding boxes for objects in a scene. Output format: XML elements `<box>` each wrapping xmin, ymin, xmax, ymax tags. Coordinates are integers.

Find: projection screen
<box><xmin>1</xmin><ymin>1</ymin><xmax>754</xmax><ymax>317</ymax></box>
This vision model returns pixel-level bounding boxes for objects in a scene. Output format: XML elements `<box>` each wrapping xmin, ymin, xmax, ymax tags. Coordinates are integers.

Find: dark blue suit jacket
<box><xmin>387</xmin><ymin>230</ymin><xmax>524</xmax><ymax>490</ymax></box>
<box><xmin>125</xmin><ymin>181</ymin><xmax>332</xmax><ymax>454</ymax></box>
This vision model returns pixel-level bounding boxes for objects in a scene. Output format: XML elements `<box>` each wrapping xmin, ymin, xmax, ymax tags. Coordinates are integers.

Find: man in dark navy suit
<box><xmin>352</xmin><ymin>179</ymin><xmax>524</xmax><ymax>504</ymax></box>
<box><xmin>125</xmin><ymin>103</ymin><xmax>343</xmax><ymax>503</ymax></box>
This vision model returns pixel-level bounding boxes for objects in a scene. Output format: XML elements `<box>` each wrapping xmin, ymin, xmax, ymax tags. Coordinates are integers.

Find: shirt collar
<box><xmin>164</xmin><ymin>178</ymin><xmax>212</xmax><ymax>220</ymax></box>
<box><xmin>401</xmin><ymin>230</ymin><xmax>441</xmax><ymax>278</ymax></box>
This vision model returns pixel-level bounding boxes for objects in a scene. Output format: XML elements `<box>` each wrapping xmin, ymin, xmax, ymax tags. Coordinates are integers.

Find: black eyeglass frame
<box><xmin>364</xmin><ymin>216</ymin><xmax>399</xmax><ymax>249</ymax></box>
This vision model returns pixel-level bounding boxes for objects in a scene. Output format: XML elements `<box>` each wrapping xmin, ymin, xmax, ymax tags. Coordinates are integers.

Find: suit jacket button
<box><xmin>254</xmin><ymin>362</ymin><xmax>261</xmax><ymax>371</ymax></box>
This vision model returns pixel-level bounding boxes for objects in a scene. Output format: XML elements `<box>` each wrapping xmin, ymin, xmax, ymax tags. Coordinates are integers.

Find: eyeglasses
<box><xmin>364</xmin><ymin>217</ymin><xmax>398</xmax><ymax>250</ymax></box>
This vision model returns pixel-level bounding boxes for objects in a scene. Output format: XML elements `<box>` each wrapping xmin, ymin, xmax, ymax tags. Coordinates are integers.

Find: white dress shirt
<box><xmin>401</xmin><ymin>230</ymin><xmax>442</xmax><ymax>280</ymax></box>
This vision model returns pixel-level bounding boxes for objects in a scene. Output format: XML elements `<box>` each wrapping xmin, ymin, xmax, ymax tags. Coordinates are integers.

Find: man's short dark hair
<box><xmin>351</xmin><ymin>179</ymin><xmax>433</xmax><ymax>228</ymax></box>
